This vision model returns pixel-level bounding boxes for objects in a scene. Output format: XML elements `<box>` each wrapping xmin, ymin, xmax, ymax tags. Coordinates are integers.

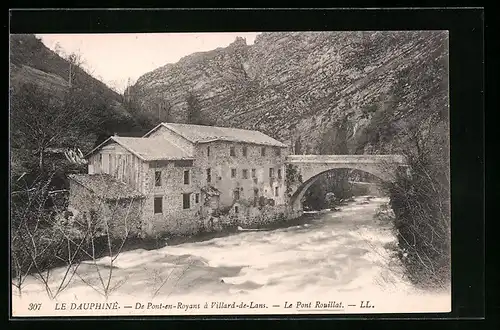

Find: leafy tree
<box><xmin>186</xmin><ymin>92</ymin><xmax>203</xmax><ymax>125</ymax></box>
<box><xmin>294</xmin><ymin>136</ymin><xmax>302</xmax><ymax>155</ymax></box>
<box><xmin>155</xmin><ymin>98</ymin><xmax>172</xmax><ymax>123</ymax></box>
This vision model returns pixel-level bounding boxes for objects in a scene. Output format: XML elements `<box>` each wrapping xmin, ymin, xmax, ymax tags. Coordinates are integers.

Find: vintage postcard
<box><xmin>10</xmin><ymin>30</ymin><xmax>451</xmax><ymax>317</ymax></box>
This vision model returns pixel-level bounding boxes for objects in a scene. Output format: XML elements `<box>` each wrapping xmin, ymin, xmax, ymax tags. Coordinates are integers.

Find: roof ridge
<box><xmin>162</xmin><ymin>122</ymin><xmax>287</xmax><ymax>147</ymax></box>
<box><xmin>109</xmin><ymin>136</ymin><xmax>147</xmax><ymax>161</ymax></box>
<box><xmin>164</xmin><ymin>122</ymin><xmax>263</xmax><ymax>133</ymax></box>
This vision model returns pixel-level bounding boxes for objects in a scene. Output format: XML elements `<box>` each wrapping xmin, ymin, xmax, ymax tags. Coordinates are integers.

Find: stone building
<box><xmin>67</xmin><ymin>173</ymin><xmax>146</xmax><ymax>238</ymax></box>
<box><xmin>68</xmin><ymin>123</ymin><xmax>291</xmax><ymax>237</ymax></box>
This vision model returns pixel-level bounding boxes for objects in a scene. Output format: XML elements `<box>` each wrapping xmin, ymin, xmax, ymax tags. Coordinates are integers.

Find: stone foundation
<box><xmin>142</xmin><ymin>204</ymin><xmax>302</xmax><ymax>238</ymax></box>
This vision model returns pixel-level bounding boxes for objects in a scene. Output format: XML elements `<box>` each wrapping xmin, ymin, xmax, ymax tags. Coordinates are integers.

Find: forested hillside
<box><xmin>10</xmin><ymin>34</ymin><xmax>154</xmax><ymax>180</ymax></box>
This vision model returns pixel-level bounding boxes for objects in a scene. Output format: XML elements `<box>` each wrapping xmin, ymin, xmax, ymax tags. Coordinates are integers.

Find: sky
<box><xmin>36</xmin><ymin>32</ymin><xmax>261</xmax><ymax>93</ymax></box>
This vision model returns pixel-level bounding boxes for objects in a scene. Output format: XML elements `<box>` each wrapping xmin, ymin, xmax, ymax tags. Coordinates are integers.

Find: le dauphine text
<box><xmin>52</xmin><ymin>300</ymin><xmax>375</xmax><ymax>312</ymax></box>
<box><xmin>53</xmin><ymin>301</ymin><xmax>268</xmax><ymax>311</ymax></box>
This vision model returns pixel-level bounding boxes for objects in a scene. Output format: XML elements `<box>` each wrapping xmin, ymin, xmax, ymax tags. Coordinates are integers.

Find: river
<box><xmin>13</xmin><ymin>196</ymin><xmax>451</xmax><ymax>315</ymax></box>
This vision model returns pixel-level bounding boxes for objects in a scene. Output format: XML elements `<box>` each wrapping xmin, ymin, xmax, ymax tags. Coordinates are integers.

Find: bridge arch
<box><xmin>285</xmin><ymin>155</ymin><xmax>407</xmax><ymax>211</ymax></box>
<box><xmin>290</xmin><ymin>167</ymin><xmax>389</xmax><ymax>211</ymax></box>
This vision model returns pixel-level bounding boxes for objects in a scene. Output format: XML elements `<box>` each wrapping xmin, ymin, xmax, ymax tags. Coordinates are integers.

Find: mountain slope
<box><xmin>130</xmin><ymin>31</ymin><xmax>449</xmax><ymax>155</ymax></box>
<box><xmin>9</xmin><ymin>34</ymin><xmax>151</xmax><ymax>148</ymax></box>
<box><xmin>10</xmin><ymin>34</ymin><xmax>121</xmax><ymax>104</ymax></box>
<box><xmin>9</xmin><ymin>34</ymin><xmax>155</xmax><ymax>179</ymax></box>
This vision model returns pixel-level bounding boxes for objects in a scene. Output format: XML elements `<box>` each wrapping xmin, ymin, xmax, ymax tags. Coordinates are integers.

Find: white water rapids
<box><xmin>12</xmin><ymin>196</ymin><xmax>450</xmax><ymax>316</ymax></box>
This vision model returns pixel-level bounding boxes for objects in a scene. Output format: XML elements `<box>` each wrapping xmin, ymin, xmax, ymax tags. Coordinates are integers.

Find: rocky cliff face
<box><xmin>130</xmin><ymin>31</ymin><xmax>449</xmax><ymax>155</ymax></box>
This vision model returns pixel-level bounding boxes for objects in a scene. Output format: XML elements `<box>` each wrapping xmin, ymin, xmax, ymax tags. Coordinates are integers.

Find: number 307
<box><xmin>28</xmin><ymin>303</ymin><xmax>42</xmax><ymax>311</ymax></box>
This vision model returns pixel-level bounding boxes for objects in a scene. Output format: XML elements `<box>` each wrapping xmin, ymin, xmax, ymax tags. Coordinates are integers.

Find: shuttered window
<box><xmin>154</xmin><ymin>197</ymin><xmax>162</xmax><ymax>214</ymax></box>
<box><xmin>183</xmin><ymin>193</ymin><xmax>191</xmax><ymax>209</ymax></box>
<box><xmin>155</xmin><ymin>171</ymin><xmax>162</xmax><ymax>186</ymax></box>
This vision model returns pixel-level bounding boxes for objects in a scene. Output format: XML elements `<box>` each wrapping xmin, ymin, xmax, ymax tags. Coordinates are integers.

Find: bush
<box><xmin>384</xmin><ymin>150</ymin><xmax>450</xmax><ymax>289</ymax></box>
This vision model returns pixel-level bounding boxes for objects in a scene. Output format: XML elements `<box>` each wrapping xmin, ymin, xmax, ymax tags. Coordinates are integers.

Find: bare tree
<box><xmin>11</xmin><ymin>168</ymin><xmax>145</xmax><ymax>300</ymax></box>
<box><xmin>11</xmin><ymin>173</ymin><xmax>53</xmax><ymax>297</ymax></box>
<box><xmin>11</xmin><ymin>172</ymin><xmax>87</xmax><ymax>299</ymax></box>
<box><xmin>65</xmin><ymin>51</ymin><xmax>85</xmax><ymax>88</ymax></box>
<box><xmin>53</xmin><ymin>42</ymin><xmax>64</xmax><ymax>57</ymax></box>
<box><xmin>71</xmin><ymin>169</ymin><xmax>147</xmax><ymax>300</ymax></box>
<box><xmin>10</xmin><ymin>83</ymin><xmax>92</xmax><ymax>173</ymax></box>
<box><xmin>383</xmin><ymin>110</ymin><xmax>450</xmax><ymax>289</ymax></box>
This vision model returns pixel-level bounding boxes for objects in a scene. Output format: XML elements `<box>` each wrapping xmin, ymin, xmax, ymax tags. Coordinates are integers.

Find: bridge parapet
<box><xmin>286</xmin><ymin>154</ymin><xmax>406</xmax><ymax>164</ymax></box>
<box><xmin>285</xmin><ymin>154</ymin><xmax>407</xmax><ymax>211</ymax></box>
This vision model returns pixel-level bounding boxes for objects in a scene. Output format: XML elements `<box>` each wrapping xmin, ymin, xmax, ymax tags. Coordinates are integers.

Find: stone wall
<box><xmin>68</xmin><ymin>180</ymin><xmax>145</xmax><ymax>239</ymax></box>
<box><xmin>193</xmin><ymin>141</ymin><xmax>289</xmax><ymax>208</ymax></box>
<box><xmin>138</xmin><ymin>139</ymin><xmax>291</xmax><ymax>237</ymax></box>
<box><xmin>202</xmin><ymin>203</ymin><xmax>302</xmax><ymax>232</ymax></box>
<box><xmin>141</xmin><ymin>159</ymin><xmax>203</xmax><ymax>237</ymax></box>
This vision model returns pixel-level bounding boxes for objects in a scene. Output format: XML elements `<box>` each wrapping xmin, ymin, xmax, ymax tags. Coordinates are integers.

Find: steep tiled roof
<box><xmin>69</xmin><ymin>174</ymin><xmax>145</xmax><ymax>201</ymax></box>
<box><xmin>86</xmin><ymin>136</ymin><xmax>194</xmax><ymax>161</ymax></box>
<box><xmin>147</xmin><ymin>123</ymin><xmax>287</xmax><ymax>148</ymax></box>
<box><xmin>111</xmin><ymin>136</ymin><xmax>194</xmax><ymax>161</ymax></box>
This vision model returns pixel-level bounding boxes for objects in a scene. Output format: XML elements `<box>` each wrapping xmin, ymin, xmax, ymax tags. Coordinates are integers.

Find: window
<box><xmin>154</xmin><ymin>197</ymin><xmax>163</xmax><ymax>214</ymax></box>
<box><xmin>269</xmin><ymin>168</ymin><xmax>275</xmax><ymax>178</ymax></box>
<box><xmin>278</xmin><ymin>169</ymin><xmax>282</xmax><ymax>179</ymax></box>
<box><xmin>121</xmin><ymin>158</ymin><xmax>126</xmax><ymax>178</ymax></box>
<box><xmin>275</xmin><ymin>148</ymin><xmax>281</xmax><ymax>156</ymax></box>
<box><xmin>234</xmin><ymin>206</ymin><xmax>239</xmax><ymax>214</ymax></box>
<box><xmin>242</xmin><ymin>169</ymin><xmax>248</xmax><ymax>179</ymax></box>
<box><xmin>184</xmin><ymin>170</ymin><xmax>190</xmax><ymax>185</ymax></box>
<box><xmin>99</xmin><ymin>154</ymin><xmax>102</xmax><ymax>163</ymax></box>
<box><xmin>207</xmin><ymin>146</ymin><xmax>210</xmax><ymax>157</ymax></box>
<box><xmin>231</xmin><ymin>168</ymin><xmax>237</xmax><ymax>178</ymax></box>
<box><xmin>195</xmin><ymin>193</ymin><xmax>200</xmax><ymax>204</ymax></box>
<box><xmin>230</xmin><ymin>146</ymin><xmax>236</xmax><ymax>157</ymax></box>
<box><xmin>251</xmin><ymin>169</ymin><xmax>256</xmax><ymax>178</ymax></box>
<box><xmin>183</xmin><ymin>193</ymin><xmax>191</xmax><ymax>209</ymax></box>
<box><xmin>261</xmin><ymin>147</ymin><xmax>266</xmax><ymax>156</ymax></box>
<box><xmin>206</xmin><ymin>168</ymin><xmax>211</xmax><ymax>183</ymax></box>
<box><xmin>242</xmin><ymin>146</ymin><xmax>248</xmax><ymax>157</ymax></box>
<box><xmin>253</xmin><ymin>188</ymin><xmax>259</xmax><ymax>206</ymax></box>
<box><xmin>155</xmin><ymin>171</ymin><xmax>162</xmax><ymax>186</ymax></box>
<box><xmin>275</xmin><ymin>187</ymin><xmax>279</xmax><ymax>196</ymax></box>
<box><xmin>175</xmin><ymin>160</ymin><xmax>194</xmax><ymax>167</ymax></box>
<box><xmin>233</xmin><ymin>189</ymin><xmax>240</xmax><ymax>200</ymax></box>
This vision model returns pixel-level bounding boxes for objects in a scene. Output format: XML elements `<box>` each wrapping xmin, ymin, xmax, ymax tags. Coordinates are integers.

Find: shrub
<box><xmin>384</xmin><ymin>149</ymin><xmax>450</xmax><ymax>289</ymax></box>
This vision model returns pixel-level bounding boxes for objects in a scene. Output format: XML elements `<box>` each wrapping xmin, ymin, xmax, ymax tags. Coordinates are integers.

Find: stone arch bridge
<box><xmin>285</xmin><ymin>155</ymin><xmax>408</xmax><ymax>210</ymax></box>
